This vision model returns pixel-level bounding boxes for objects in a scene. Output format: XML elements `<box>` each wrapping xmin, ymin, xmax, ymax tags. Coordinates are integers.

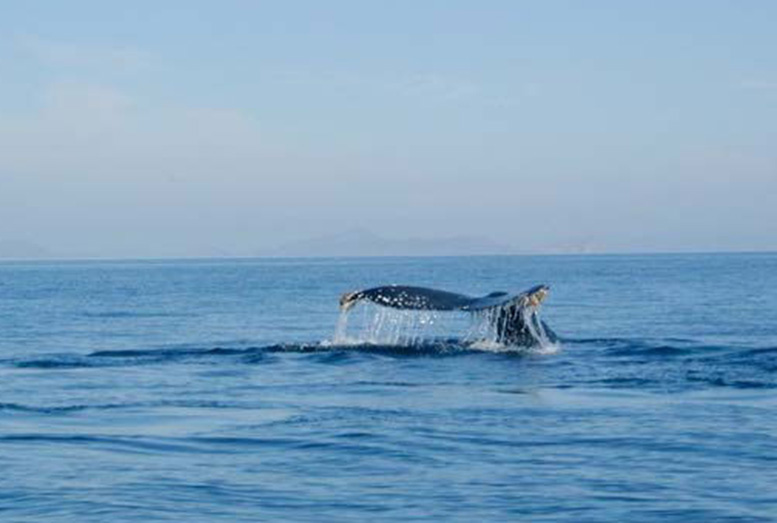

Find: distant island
<box><xmin>0</xmin><ymin>232</ymin><xmax>603</xmax><ymax>260</ymax></box>
<box><xmin>259</xmin><ymin>229</ymin><xmax>517</xmax><ymax>257</ymax></box>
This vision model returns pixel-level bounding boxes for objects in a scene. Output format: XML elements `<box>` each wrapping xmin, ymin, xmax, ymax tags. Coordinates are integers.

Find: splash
<box><xmin>464</xmin><ymin>304</ymin><xmax>558</xmax><ymax>352</ymax></box>
<box><xmin>332</xmin><ymin>304</ymin><xmax>448</xmax><ymax>346</ymax></box>
<box><xmin>363</xmin><ymin>307</ymin><xmax>442</xmax><ymax>345</ymax></box>
<box><xmin>332</xmin><ymin>309</ymin><xmax>351</xmax><ymax>344</ymax></box>
<box><xmin>332</xmin><ymin>302</ymin><xmax>559</xmax><ymax>351</ymax></box>
<box><xmin>522</xmin><ymin>306</ymin><xmax>554</xmax><ymax>347</ymax></box>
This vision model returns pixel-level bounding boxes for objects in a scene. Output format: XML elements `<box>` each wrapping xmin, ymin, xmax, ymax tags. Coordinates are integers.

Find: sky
<box><xmin>1</xmin><ymin>1</ymin><xmax>775</xmax><ymax>258</ymax></box>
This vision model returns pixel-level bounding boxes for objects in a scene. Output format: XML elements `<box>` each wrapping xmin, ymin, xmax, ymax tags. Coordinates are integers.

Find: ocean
<box><xmin>1</xmin><ymin>253</ymin><xmax>775</xmax><ymax>522</ymax></box>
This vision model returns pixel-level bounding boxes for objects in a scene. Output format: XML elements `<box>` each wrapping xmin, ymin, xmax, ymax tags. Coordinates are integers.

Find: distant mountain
<box><xmin>0</xmin><ymin>239</ymin><xmax>54</xmax><ymax>259</ymax></box>
<box><xmin>262</xmin><ymin>229</ymin><xmax>518</xmax><ymax>257</ymax></box>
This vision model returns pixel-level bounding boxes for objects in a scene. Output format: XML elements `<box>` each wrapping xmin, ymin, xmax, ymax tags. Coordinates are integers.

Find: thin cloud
<box><xmin>43</xmin><ymin>80</ymin><xmax>134</xmax><ymax>114</ymax></box>
<box><xmin>738</xmin><ymin>80</ymin><xmax>777</xmax><ymax>90</ymax></box>
<box><xmin>0</xmin><ymin>80</ymin><xmax>274</xmax><ymax>178</ymax></box>
<box><xmin>16</xmin><ymin>34</ymin><xmax>152</xmax><ymax>73</ymax></box>
<box><xmin>389</xmin><ymin>73</ymin><xmax>479</xmax><ymax>101</ymax></box>
<box><xmin>271</xmin><ymin>67</ymin><xmax>535</xmax><ymax>108</ymax></box>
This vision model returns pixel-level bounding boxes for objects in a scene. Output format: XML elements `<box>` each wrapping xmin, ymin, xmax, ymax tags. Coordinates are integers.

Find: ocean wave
<box><xmin>684</xmin><ymin>375</ymin><xmax>776</xmax><ymax>390</ymax></box>
<box><xmin>80</xmin><ymin>311</ymin><xmax>195</xmax><ymax>319</ymax></box>
<box><xmin>0</xmin><ymin>399</ymin><xmax>270</xmax><ymax>416</ymax></box>
<box><xmin>4</xmin><ymin>340</ymin><xmax>552</xmax><ymax>370</ymax></box>
<box><xmin>567</xmin><ymin>337</ymin><xmax>767</xmax><ymax>359</ymax></box>
<box><xmin>5</xmin><ymin>338</ymin><xmax>776</xmax><ymax>392</ymax></box>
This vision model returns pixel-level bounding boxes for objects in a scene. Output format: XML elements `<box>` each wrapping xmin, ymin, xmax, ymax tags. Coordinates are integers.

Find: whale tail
<box><xmin>339</xmin><ymin>290</ymin><xmax>362</xmax><ymax>311</ymax></box>
<box><xmin>338</xmin><ymin>284</ymin><xmax>556</xmax><ymax>346</ymax></box>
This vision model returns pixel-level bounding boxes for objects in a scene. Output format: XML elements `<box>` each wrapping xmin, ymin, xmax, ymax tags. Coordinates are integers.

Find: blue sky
<box><xmin>1</xmin><ymin>1</ymin><xmax>775</xmax><ymax>257</ymax></box>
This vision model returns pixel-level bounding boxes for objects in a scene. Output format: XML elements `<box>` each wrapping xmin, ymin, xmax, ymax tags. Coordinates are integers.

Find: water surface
<box><xmin>1</xmin><ymin>254</ymin><xmax>775</xmax><ymax>521</ymax></box>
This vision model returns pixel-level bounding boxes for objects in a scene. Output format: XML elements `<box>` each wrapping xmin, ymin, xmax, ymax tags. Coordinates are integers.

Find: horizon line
<box><xmin>1</xmin><ymin>249</ymin><xmax>775</xmax><ymax>263</ymax></box>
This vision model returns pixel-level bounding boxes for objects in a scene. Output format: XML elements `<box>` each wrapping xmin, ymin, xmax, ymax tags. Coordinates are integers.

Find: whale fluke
<box><xmin>339</xmin><ymin>284</ymin><xmax>556</xmax><ymax>347</ymax></box>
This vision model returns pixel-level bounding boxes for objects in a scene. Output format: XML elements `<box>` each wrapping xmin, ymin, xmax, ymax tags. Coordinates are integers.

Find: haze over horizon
<box><xmin>2</xmin><ymin>2</ymin><xmax>776</xmax><ymax>259</ymax></box>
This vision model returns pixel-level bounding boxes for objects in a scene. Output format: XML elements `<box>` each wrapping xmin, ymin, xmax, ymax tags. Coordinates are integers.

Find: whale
<box><xmin>340</xmin><ymin>284</ymin><xmax>557</xmax><ymax>347</ymax></box>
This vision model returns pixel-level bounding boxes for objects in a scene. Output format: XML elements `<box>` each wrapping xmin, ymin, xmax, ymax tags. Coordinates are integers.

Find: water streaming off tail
<box><xmin>333</xmin><ymin>309</ymin><xmax>350</xmax><ymax>344</ymax></box>
<box><xmin>464</xmin><ymin>305</ymin><xmax>553</xmax><ymax>348</ymax></box>
<box><xmin>523</xmin><ymin>307</ymin><xmax>553</xmax><ymax>347</ymax></box>
<box><xmin>332</xmin><ymin>304</ymin><xmax>452</xmax><ymax>345</ymax></box>
<box><xmin>332</xmin><ymin>302</ymin><xmax>556</xmax><ymax>350</ymax></box>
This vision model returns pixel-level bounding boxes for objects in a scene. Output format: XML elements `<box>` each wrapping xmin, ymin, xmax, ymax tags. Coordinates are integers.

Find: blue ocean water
<box><xmin>1</xmin><ymin>254</ymin><xmax>776</xmax><ymax>522</ymax></box>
